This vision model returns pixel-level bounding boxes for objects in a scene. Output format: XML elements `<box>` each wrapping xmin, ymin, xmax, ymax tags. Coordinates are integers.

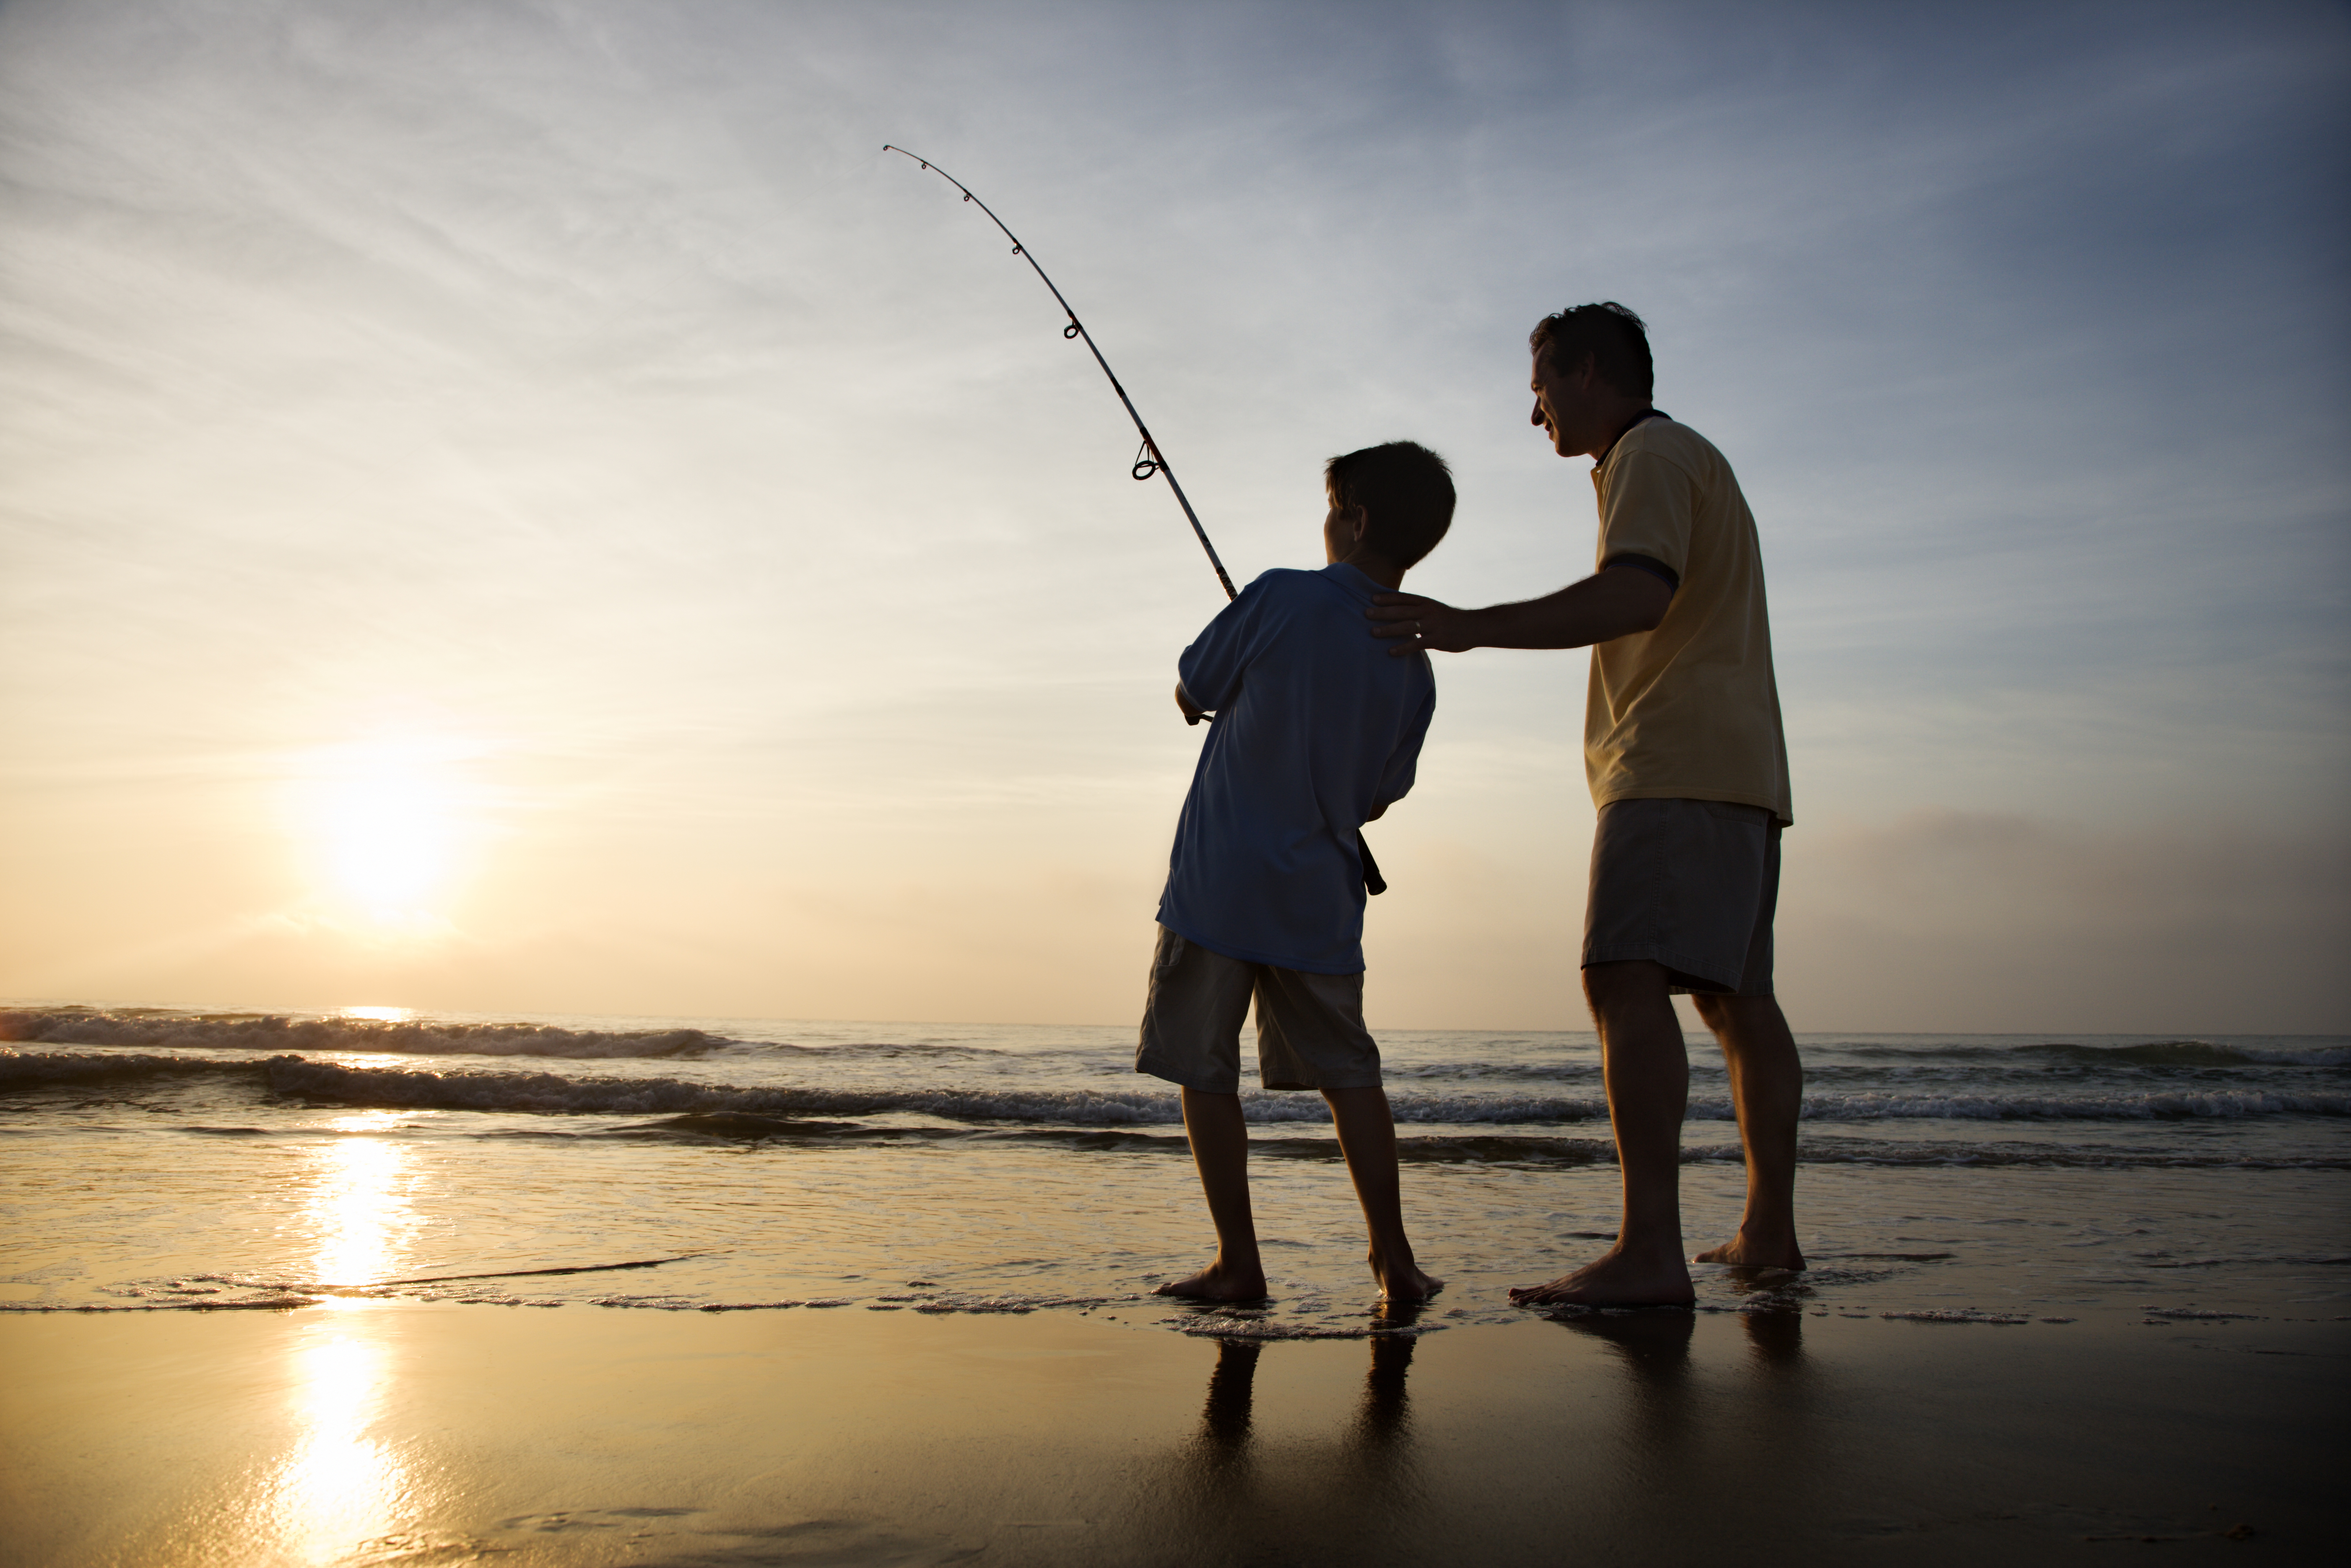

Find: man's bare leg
<box><xmin>1156</xmin><ymin>1088</ymin><xmax>1268</xmax><ymax>1300</ymax></box>
<box><xmin>1322</xmin><ymin>1085</ymin><xmax>1442</xmax><ymax>1301</ymax></box>
<box><xmin>1690</xmin><ymin>993</ymin><xmax>1805</xmax><ymax>1270</ymax></box>
<box><xmin>1510</xmin><ymin>960</ymin><xmax>1695</xmax><ymax>1306</ymax></box>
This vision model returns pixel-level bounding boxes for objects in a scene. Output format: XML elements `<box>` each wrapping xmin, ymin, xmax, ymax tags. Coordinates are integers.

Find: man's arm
<box><xmin>1365</xmin><ymin>562</ymin><xmax>1671</xmax><ymax>654</ymax></box>
<box><xmin>1174</xmin><ymin>682</ymin><xmax>1208</xmax><ymax>724</ymax></box>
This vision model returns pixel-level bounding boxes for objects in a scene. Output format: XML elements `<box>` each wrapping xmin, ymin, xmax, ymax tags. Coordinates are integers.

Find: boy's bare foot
<box><xmin>1369</xmin><ymin>1251</ymin><xmax>1442</xmax><ymax>1302</ymax></box>
<box><xmin>1692</xmin><ymin>1233</ymin><xmax>1806</xmax><ymax>1270</ymax></box>
<box><xmin>1509</xmin><ymin>1244</ymin><xmax>1694</xmax><ymax>1308</ymax></box>
<box><xmin>1155</xmin><ymin>1262</ymin><xmax>1268</xmax><ymax>1301</ymax></box>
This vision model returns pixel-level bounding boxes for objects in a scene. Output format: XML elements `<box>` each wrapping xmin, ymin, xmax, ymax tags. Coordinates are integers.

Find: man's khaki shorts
<box><xmin>1135</xmin><ymin>927</ymin><xmax>1383</xmax><ymax>1093</ymax></box>
<box><xmin>1582</xmin><ymin>797</ymin><xmax>1780</xmax><ymax>996</ymax></box>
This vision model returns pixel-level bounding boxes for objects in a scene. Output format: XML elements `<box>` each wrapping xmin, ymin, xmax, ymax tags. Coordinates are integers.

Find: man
<box><xmin>1366</xmin><ymin>302</ymin><xmax>1802</xmax><ymax>1306</ymax></box>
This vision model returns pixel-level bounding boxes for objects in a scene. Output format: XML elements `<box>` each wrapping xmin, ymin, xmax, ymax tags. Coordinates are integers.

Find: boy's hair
<box><xmin>1324</xmin><ymin>440</ymin><xmax>1455</xmax><ymax>570</ymax></box>
<box><xmin>1529</xmin><ymin>301</ymin><xmax>1654</xmax><ymax>401</ymax></box>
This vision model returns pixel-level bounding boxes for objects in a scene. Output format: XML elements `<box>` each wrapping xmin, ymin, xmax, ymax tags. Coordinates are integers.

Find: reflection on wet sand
<box><xmin>1549</xmin><ymin>1300</ymin><xmax>1808</xmax><ymax>1378</ymax></box>
<box><xmin>1137</xmin><ymin>1304</ymin><xmax>1822</xmax><ymax>1558</ymax></box>
<box><xmin>1193</xmin><ymin>1340</ymin><xmax>1259</xmax><ymax>1464</ymax></box>
<box><xmin>1738</xmin><ymin>1306</ymin><xmax>1807</xmax><ymax>1367</ymax></box>
<box><xmin>244</xmin><ymin>1125</ymin><xmax>422</xmax><ymax>1560</ymax></box>
<box><xmin>1144</xmin><ymin>1316</ymin><xmax>1431</xmax><ymax>1560</ymax></box>
<box><xmin>268</xmin><ymin>1333</ymin><xmax>411</xmax><ymax>1563</ymax></box>
<box><xmin>1185</xmin><ymin>1327</ymin><xmax>1423</xmax><ymax>1464</ymax></box>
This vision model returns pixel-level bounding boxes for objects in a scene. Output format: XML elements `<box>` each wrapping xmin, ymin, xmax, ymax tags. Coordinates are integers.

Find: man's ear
<box><xmin>1346</xmin><ymin>505</ymin><xmax>1372</xmax><ymax>546</ymax></box>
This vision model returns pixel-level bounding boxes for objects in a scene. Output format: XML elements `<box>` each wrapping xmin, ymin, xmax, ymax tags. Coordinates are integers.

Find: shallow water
<box><xmin>3</xmin><ymin>1006</ymin><xmax>2345</xmax><ymax>1334</ymax></box>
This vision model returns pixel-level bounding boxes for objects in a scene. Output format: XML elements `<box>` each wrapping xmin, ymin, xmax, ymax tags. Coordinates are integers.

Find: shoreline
<box><xmin>4</xmin><ymin>1301</ymin><xmax>2341</xmax><ymax>1565</ymax></box>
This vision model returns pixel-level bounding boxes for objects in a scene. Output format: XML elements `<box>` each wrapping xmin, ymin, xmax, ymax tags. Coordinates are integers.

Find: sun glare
<box><xmin>331</xmin><ymin>768</ymin><xmax>449</xmax><ymax>907</ymax></box>
<box><xmin>291</xmin><ymin>734</ymin><xmax>484</xmax><ymax>923</ymax></box>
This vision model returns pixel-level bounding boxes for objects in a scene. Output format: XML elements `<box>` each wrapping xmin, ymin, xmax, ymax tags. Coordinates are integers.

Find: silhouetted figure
<box><xmin>1369</xmin><ymin>304</ymin><xmax>1805</xmax><ymax>1307</ymax></box>
<box><xmin>1140</xmin><ymin>444</ymin><xmax>1458</xmax><ymax>1305</ymax></box>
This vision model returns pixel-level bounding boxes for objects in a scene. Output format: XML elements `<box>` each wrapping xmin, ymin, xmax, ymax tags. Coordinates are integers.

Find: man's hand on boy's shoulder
<box><xmin>1175</xmin><ymin>682</ymin><xmax>1208</xmax><ymax>724</ymax></box>
<box><xmin>1367</xmin><ymin>593</ymin><xmax>1476</xmax><ymax>656</ymax></box>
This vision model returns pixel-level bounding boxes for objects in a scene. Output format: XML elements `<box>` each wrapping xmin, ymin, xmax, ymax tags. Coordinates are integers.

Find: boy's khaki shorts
<box><xmin>1135</xmin><ymin>926</ymin><xmax>1382</xmax><ymax>1093</ymax></box>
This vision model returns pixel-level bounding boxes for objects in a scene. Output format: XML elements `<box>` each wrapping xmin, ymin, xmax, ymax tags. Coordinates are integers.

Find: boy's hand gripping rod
<box><xmin>884</xmin><ymin>145</ymin><xmax>1386</xmax><ymax>895</ymax></box>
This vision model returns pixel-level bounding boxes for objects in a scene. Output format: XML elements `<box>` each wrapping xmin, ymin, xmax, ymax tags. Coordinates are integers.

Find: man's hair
<box><xmin>1324</xmin><ymin>440</ymin><xmax>1455</xmax><ymax>569</ymax></box>
<box><xmin>1529</xmin><ymin>301</ymin><xmax>1653</xmax><ymax>401</ymax></box>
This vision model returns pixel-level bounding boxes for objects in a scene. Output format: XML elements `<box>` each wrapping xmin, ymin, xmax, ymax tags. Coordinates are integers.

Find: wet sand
<box><xmin>2</xmin><ymin>1303</ymin><xmax>2341</xmax><ymax>1565</ymax></box>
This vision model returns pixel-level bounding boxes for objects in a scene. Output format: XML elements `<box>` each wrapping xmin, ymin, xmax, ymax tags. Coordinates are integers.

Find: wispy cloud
<box><xmin>2</xmin><ymin>0</ymin><xmax>2344</xmax><ymax>1024</ymax></box>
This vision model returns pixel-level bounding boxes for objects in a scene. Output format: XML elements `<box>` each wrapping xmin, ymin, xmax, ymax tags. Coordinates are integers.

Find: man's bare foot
<box><xmin>1509</xmin><ymin>1244</ymin><xmax>1694</xmax><ymax>1308</ymax></box>
<box><xmin>1692</xmin><ymin>1233</ymin><xmax>1806</xmax><ymax>1270</ymax></box>
<box><xmin>1154</xmin><ymin>1261</ymin><xmax>1267</xmax><ymax>1301</ymax></box>
<box><xmin>1370</xmin><ymin>1251</ymin><xmax>1442</xmax><ymax>1302</ymax></box>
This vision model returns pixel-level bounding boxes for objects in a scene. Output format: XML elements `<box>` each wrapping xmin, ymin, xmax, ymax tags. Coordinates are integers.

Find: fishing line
<box><xmin>883</xmin><ymin>145</ymin><xmax>1386</xmax><ymax>895</ymax></box>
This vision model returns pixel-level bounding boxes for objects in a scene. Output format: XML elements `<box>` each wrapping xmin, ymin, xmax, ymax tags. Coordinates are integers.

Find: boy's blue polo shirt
<box><xmin>1157</xmin><ymin>563</ymin><xmax>1437</xmax><ymax>975</ymax></box>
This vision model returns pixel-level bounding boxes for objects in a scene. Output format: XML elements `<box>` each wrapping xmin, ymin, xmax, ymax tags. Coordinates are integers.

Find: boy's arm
<box><xmin>1174</xmin><ymin>576</ymin><xmax>1266</xmax><ymax>720</ymax></box>
<box><xmin>1366</xmin><ymin>686</ymin><xmax>1437</xmax><ymax>820</ymax></box>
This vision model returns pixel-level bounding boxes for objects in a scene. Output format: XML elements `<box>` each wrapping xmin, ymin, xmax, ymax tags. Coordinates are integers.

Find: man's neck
<box><xmin>1586</xmin><ymin>401</ymin><xmax>1658</xmax><ymax>463</ymax></box>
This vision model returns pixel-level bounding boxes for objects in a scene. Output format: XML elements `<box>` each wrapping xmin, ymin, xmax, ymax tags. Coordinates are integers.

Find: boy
<box><xmin>1139</xmin><ymin>439</ymin><xmax>1453</xmax><ymax>1303</ymax></box>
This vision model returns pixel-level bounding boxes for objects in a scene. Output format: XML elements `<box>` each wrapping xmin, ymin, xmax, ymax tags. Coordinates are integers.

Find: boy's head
<box><xmin>1322</xmin><ymin>440</ymin><xmax>1455</xmax><ymax>573</ymax></box>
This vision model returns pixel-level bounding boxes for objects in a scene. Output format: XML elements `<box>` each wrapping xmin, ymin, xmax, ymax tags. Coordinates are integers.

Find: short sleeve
<box><xmin>1597</xmin><ymin>449</ymin><xmax>1696</xmax><ymax>576</ymax></box>
<box><xmin>1374</xmin><ymin>679</ymin><xmax>1436</xmax><ymax>805</ymax></box>
<box><xmin>1175</xmin><ymin>579</ymin><xmax>1266</xmax><ymax>711</ymax></box>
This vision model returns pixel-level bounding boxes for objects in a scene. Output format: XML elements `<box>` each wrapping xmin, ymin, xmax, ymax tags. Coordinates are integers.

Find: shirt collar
<box><xmin>1320</xmin><ymin>561</ymin><xmax>1385</xmax><ymax>601</ymax></box>
<box><xmin>1592</xmin><ymin>408</ymin><xmax>1670</xmax><ymax>470</ymax></box>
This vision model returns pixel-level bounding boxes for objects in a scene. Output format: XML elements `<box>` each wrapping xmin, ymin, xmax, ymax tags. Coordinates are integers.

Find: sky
<box><xmin>2</xmin><ymin>0</ymin><xmax>2346</xmax><ymax>1033</ymax></box>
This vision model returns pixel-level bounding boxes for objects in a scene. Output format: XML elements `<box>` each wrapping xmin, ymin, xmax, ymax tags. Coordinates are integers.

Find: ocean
<box><xmin>4</xmin><ymin>1006</ymin><xmax>2346</xmax><ymax>1337</ymax></box>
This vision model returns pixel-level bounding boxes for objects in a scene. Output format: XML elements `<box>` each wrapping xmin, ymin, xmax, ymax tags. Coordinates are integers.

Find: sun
<box><xmin>292</xmin><ymin>734</ymin><xmax>479</xmax><ymax>922</ymax></box>
<box><xmin>329</xmin><ymin>765</ymin><xmax>449</xmax><ymax>909</ymax></box>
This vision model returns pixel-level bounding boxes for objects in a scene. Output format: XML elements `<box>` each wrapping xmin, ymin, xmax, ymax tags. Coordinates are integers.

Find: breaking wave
<box><xmin>1838</xmin><ymin>1039</ymin><xmax>2351</xmax><ymax>1068</ymax></box>
<box><xmin>0</xmin><ymin>1008</ymin><xmax>735</xmax><ymax>1059</ymax></box>
<box><xmin>4</xmin><ymin>1050</ymin><xmax>2343</xmax><ymax>1131</ymax></box>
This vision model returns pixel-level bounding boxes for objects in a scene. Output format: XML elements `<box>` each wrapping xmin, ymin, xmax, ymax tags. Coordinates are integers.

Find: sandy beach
<box><xmin>4</xmin><ymin>1300</ymin><xmax>2341</xmax><ymax>1565</ymax></box>
<box><xmin>7</xmin><ymin>1015</ymin><xmax>2348</xmax><ymax>1561</ymax></box>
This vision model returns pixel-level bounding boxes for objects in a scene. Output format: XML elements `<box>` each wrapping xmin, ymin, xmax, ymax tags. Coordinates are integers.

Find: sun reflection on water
<box><xmin>242</xmin><ymin>1117</ymin><xmax>429</xmax><ymax>1558</ymax></box>
<box><xmin>309</xmin><ymin>1115</ymin><xmax>415</xmax><ymax>1299</ymax></box>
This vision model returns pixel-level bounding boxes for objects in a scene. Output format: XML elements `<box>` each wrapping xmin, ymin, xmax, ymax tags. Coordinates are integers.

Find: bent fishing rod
<box><xmin>882</xmin><ymin>145</ymin><xmax>1236</xmax><ymax>601</ymax></box>
<box><xmin>885</xmin><ymin>145</ymin><xmax>1386</xmax><ymax>894</ymax></box>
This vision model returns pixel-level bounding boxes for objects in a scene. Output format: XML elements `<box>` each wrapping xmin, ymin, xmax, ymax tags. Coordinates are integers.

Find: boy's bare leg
<box><xmin>1690</xmin><ymin>993</ymin><xmax>1805</xmax><ymax>1270</ymax></box>
<box><xmin>1510</xmin><ymin>960</ymin><xmax>1695</xmax><ymax>1306</ymax></box>
<box><xmin>1156</xmin><ymin>1088</ymin><xmax>1268</xmax><ymax>1300</ymax></box>
<box><xmin>1322</xmin><ymin>1085</ymin><xmax>1442</xmax><ymax>1301</ymax></box>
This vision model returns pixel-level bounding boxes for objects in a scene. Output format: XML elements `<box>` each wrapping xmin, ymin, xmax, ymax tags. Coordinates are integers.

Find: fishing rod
<box><xmin>882</xmin><ymin>145</ymin><xmax>1237</xmax><ymax>601</ymax></box>
<box><xmin>885</xmin><ymin>145</ymin><xmax>1386</xmax><ymax>895</ymax></box>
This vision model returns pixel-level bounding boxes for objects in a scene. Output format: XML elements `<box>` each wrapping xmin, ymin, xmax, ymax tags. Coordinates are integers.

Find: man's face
<box><xmin>1530</xmin><ymin>346</ymin><xmax>1595</xmax><ymax>458</ymax></box>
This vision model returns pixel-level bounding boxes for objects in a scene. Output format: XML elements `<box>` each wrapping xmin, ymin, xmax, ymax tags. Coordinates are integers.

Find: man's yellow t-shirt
<box><xmin>1585</xmin><ymin>417</ymin><xmax>1792</xmax><ymax>825</ymax></box>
